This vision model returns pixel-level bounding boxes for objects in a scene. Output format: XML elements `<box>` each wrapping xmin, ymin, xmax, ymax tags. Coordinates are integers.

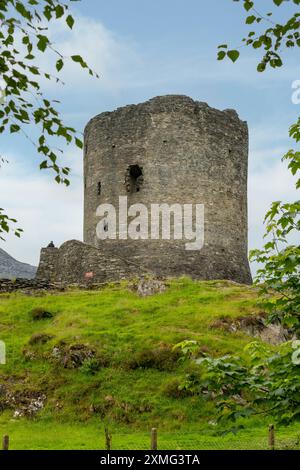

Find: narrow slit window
<box><xmin>97</xmin><ymin>182</ymin><xmax>102</xmax><ymax>196</ymax></box>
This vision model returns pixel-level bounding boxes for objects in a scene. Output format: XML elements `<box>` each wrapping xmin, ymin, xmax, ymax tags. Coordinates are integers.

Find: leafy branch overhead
<box><xmin>249</xmin><ymin>62</ymin><xmax>300</xmax><ymax>333</ymax></box>
<box><xmin>0</xmin><ymin>208</ymin><xmax>23</xmax><ymax>240</ymax></box>
<box><xmin>250</xmin><ymin>163</ymin><xmax>300</xmax><ymax>332</ymax></box>
<box><xmin>0</xmin><ymin>0</ymin><xmax>99</xmax><ymax>239</ymax></box>
<box><xmin>217</xmin><ymin>0</ymin><xmax>300</xmax><ymax>333</ymax></box>
<box><xmin>182</xmin><ymin>0</ymin><xmax>300</xmax><ymax>429</ymax></box>
<box><xmin>218</xmin><ymin>0</ymin><xmax>300</xmax><ymax>71</ymax></box>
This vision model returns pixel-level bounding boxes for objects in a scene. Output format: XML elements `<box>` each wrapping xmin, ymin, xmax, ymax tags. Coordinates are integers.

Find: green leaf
<box><xmin>56</xmin><ymin>59</ymin><xmax>64</xmax><ymax>72</ymax></box>
<box><xmin>55</xmin><ymin>5</ymin><xmax>65</xmax><ymax>19</ymax></box>
<box><xmin>66</xmin><ymin>15</ymin><xmax>75</xmax><ymax>29</ymax></box>
<box><xmin>71</xmin><ymin>55</ymin><xmax>88</xmax><ymax>69</ymax></box>
<box><xmin>29</xmin><ymin>66</ymin><xmax>39</xmax><ymax>75</ymax></box>
<box><xmin>40</xmin><ymin>160</ymin><xmax>48</xmax><ymax>169</ymax></box>
<box><xmin>257</xmin><ymin>62</ymin><xmax>266</xmax><ymax>72</ymax></box>
<box><xmin>15</xmin><ymin>1</ymin><xmax>32</xmax><ymax>20</ymax></box>
<box><xmin>246</xmin><ymin>15</ymin><xmax>256</xmax><ymax>24</ymax></box>
<box><xmin>75</xmin><ymin>137</ymin><xmax>83</xmax><ymax>149</ymax></box>
<box><xmin>227</xmin><ymin>50</ymin><xmax>240</xmax><ymax>63</ymax></box>
<box><xmin>10</xmin><ymin>124</ymin><xmax>20</xmax><ymax>133</ymax></box>
<box><xmin>244</xmin><ymin>1</ymin><xmax>254</xmax><ymax>12</ymax></box>
<box><xmin>37</xmin><ymin>35</ymin><xmax>49</xmax><ymax>52</ymax></box>
<box><xmin>71</xmin><ymin>55</ymin><xmax>82</xmax><ymax>63</ymax></box>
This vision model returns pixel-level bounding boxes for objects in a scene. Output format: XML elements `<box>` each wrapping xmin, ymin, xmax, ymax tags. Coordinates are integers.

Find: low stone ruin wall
<box><xmin>35</xmin><ymin>239</ymin><xmax>146</xmax><ymax>284</ymax></box>
<box><xmin>0</xmin><ymin>278</ymin><xmax>55</xmax><ymax>293</ymax></box>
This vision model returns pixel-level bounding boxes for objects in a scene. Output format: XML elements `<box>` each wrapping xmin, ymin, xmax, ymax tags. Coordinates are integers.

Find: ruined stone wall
<box><xmin>83</xmin><ymin>95</ymin><xmax>252</xmax><ymax>284</ymax></box>
<box><xmin>36</xmin><ymin>240</ymin><xmax>146</xmax><ymax>284</ymax></box>
<box><xmin>36</xmin><ymin>247</ymin><xmax>59</xmax><ymax>282</ymax></box>
<box><xmin>0</xmin><ymin>278</ymin><xmax>54</xmax><ymax>293</ymax></box>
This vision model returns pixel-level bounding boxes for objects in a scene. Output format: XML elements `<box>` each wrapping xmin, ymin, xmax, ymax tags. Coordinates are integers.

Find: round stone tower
<box><xmin>83</xmin><ymin>95</ymin><xmax>252</xmax><ymax>284</ymax></box>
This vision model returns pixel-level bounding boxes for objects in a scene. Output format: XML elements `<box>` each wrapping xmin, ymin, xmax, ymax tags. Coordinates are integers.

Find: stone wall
<box><xmin>0</xmin><ymin>278</ymin><xmax>53</xmax><ymax>293</ymax></box>
<box><xmin>82</xmin><ymin>95</ymin><xmax>252</xmax><ymax>284</ymax></box>
<box><xmin>36</xmin><ymin>240</ymin><xmax>146</xmax><ymax>284</ymax></box>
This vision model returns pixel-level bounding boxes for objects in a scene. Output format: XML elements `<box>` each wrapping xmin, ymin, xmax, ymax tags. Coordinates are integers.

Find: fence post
<box><xmin>151</xmin><ymin>428</ymin><xmax>157</xmax><ymax>450</ymax></box>
<box><xmin>2</xmin><ymin>435</ymin><xmax>9</xmax><ymax>451</ymax></box>
<box><xmin>268</xmin><ymin>424</ymin><xmax>275</xmax><ymax>450</ymax></box>
<box><xmin>105</xmin><ymin>427</ymin><xmax>112</xmax><ymax>451</ymax></box>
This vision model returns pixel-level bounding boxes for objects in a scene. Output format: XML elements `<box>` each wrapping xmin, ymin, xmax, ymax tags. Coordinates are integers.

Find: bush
<box><xmin>91</xmin><ymin>397</ymin><xmax>153</xmax><ymax>422</ymax></box>
<box><xmin>30</xmin><ymin>308</ymin><xmax>54</xmax><ymax>320</ymax></box>
<box><xmin>163</xmin><ymin>378</ymin><xmax>193</xmax><ymax>399</ymax></box>
<box><xmin>81</xmin><ymin>358</ymin><xmax>101</xmax><ymax>375</ymax></box>
<box><xmin>28</xmin><ymin>333</ymin><xmax>53</xmax><ymax>345</ymax></box>
<box><xmin>126</xmin><ymin>344</ymin><xmax>181</xmax><ymax>371</ymax></box>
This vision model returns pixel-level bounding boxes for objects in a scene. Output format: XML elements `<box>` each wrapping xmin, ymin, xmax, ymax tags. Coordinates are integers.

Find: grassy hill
<box><xmin>0</xmin><ymin>278</ymin><xmax>299</xmax><ymax>450</ymax></box>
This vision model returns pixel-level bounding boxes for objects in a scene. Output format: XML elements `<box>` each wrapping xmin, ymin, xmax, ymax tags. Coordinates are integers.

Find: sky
<box><xmin>0</xmin><ymin>0</ymin><xmax>299</xmax><ymax>271</ymax></box>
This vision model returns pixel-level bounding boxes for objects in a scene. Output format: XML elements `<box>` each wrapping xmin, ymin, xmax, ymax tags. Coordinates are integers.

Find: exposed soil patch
<box><xmin>50</xmin><ymin>342</ymin><xmax>109</xmax><ymax>370</ymax></box>
<box><xmin>0</xmin><ymin>383</ymin><xmax>46</xmax><ymax>417</ymax></box>
<box><xmin>51</xmin><ymin>343</ymin><xmax>97</xmax><ymax>369</ymax></box>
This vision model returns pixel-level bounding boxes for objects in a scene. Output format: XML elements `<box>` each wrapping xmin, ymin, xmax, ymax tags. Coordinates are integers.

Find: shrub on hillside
<box><xmin>126</xmin><ymin>344</ymin><xmax>181</xmax><ymax>371</ymax></box>
<box><xmin>50</xmin><ymin>342</ymin><xmax>110</xmax><ymax>370</ymax></box>
<box><xmin>90</xmin><ymin>397</ymin><xmax>153</xmax><ymax>423</ymax></box>
<box><xmin>163</xmin><ymin>378</ymin><xmax>193</xmax><ymax>399</ymax></box>
<box><xmin>28</xmin><ymin>333</ymin><xmax>54</xmax><ymax>345</ymax></box>
<box><xmin>30</xmin><ymin>308</ymin><xmax>54</xmax><ymax>320</ymax></box>
<box><xmin>81</xmin><ymin>358</ymin><xmax>101</xmax><ymax>375</ymax></box>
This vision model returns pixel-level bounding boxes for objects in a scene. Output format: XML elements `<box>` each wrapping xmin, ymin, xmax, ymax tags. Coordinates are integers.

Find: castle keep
<box><xmin>36</xmin><ymin>95</ymin><xmax>252</xmax><ymax>285</ymax></box>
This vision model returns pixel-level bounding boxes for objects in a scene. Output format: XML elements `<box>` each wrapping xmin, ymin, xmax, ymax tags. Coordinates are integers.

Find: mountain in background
<box><xmin>0</xmin><ymin>248</ymin><xmax>37</xmax><ymax>279</ymax></box>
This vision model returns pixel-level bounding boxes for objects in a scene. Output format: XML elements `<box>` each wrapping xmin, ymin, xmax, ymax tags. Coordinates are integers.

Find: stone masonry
<box><xmin>36</xmin><ymin>95</ymin><xmax>252</xmax><ymax>285</ymax></box>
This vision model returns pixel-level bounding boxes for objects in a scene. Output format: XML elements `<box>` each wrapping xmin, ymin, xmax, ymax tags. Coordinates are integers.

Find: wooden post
<box><xmin>151</xmin><ymin>428</ymin><xmax>157</xmax><ymax>450</ymax></box>
<box><xmin>105</xmin><ymin>427</ymin><xmax>111</xmax><ymax>451</ymax></box>
<box><xmin>268</xmin><ymin>424</ymin><xmax>275</xmax><ymax>450</ymax></box>
<box><xmin>2</xmin><ymin>435</ymin><xmax>9</xmax><ymax>451</ymax></box>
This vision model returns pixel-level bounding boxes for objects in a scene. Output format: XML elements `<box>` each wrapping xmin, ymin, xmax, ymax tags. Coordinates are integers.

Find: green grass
<box><xmin>1</xmin><ymin>417</ymin><xmax>299</xmax><ymax>450</ymax></box>
<box><xmin>0</xmin><ymin>277</ymin><xmax>299</xmax><ymax>450</ymax></box>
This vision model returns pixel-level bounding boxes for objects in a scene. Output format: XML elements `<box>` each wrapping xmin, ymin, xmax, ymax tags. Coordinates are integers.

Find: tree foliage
<box><xmin>218</xmin><ymin>0</ymin><xmax>300</xmax><ymax>71</ymax></box>
<box><xmin>250</xmin><ymin>147</ymin><xmax>300</xmax><ymax>332</ymax></box>
<box><xmin>0</xmin><ymin>0</ymin><xmax>98</xmax><ymax>239</ymax></box>
<box><xmin>176</xmin><ymin>0</ymin><xmax>300</xmax><ymax>428</ymax></box>
<box><xmin>218</xmin><ymin>0</ymin><xmax>300</xmax><ymax>333</ymax></box>
<box><xmin>177</xmin><ymin>340</ymin><xmax>300</xmax><ymax>427</ymax></box>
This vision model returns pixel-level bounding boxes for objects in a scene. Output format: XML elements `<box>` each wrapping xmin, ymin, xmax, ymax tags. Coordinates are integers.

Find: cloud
<box><xmin>40</xmin><ymin>15</ymin><xmax>140</xmax><ymax>93</ymax></box>
<box><xmin>1</xmin><ymin>12</ymin><xmax>298</xmax><ymax>272</ymax></box>
<box><xmin>113</xmin><ymin>51</ymin><xmax>300</xmax><ymax>93</ymax></box>
<box><xmin>249</xmin><ymin>156</ymin><xmax>298</xmax><ymax>249</ymax></box>
<box><xmin>0</xmin><ymin>153</ymin><xmax>83</xmax><ymax>266</ymax></box>
<box><xmin>250</xmin><ymin>125</ymin><xmax>290</xmax><ymax>152</ymax></box>
<box><xmin>37</xmin><ymin>13</ymin><xmax>300</xmax><ymax>99</ymax></box>
<box><xmin>1</xmin><ymin>142</ymin><xmax>297</xmax><ymax>271</ymax></box>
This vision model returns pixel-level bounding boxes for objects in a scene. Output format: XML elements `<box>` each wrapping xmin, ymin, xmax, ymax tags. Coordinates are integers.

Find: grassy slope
<box><xmin>0</xmin><ymin>278</ymin><xmax>299</xmax><ymax>450</ymax></box>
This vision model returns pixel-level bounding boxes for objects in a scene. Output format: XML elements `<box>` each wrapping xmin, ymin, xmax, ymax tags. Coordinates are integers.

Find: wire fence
<box><xmin>101</xmin><ymin>427</ymin><xmax>300</xmax><ymax>451</ymax></box>
<box><xmin>2</xmin><ymin>427</ymin><xmax>300</xmax><ymax>451</ymax></box>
